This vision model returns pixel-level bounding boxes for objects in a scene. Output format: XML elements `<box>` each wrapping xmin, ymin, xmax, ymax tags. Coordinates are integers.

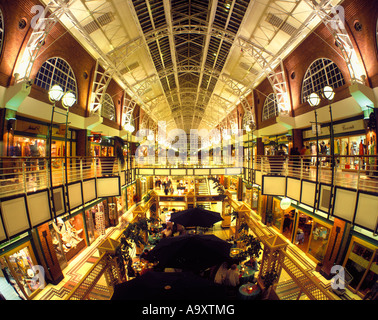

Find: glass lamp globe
<box><xmin>48</xmin><ymin>84</ymin><xmax>64</xmax><ymax>102</ymax></box>
<box><xmin>147</xmin><ymin>133</ymin><xmax>155</xmax><ymax>141</ymax></box>
<box><xmin>245</xmin><ymin>124</ymin><xmax>251</xmax><ymax>132</ymax></box>
<box><xmin>62</xmin><ymin>91</ymin><xmax>76</xmax><ymax>108</ymax></box>
<box><xmin>323</xmin><ymin>86</ymin><xmax>335</xmax><ymax>101</ymax></box>
<box><xmin>307</xmin><ymin>93</ymin><xmax>320</xmax><ymax>107</ymax></box>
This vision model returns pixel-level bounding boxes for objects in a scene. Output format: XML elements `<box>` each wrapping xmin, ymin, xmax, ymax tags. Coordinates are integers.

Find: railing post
<box><xmin>94</xmin><ymin>157</ymin><xmax>97</xmax><ymax>178</ymax></box>
<box><xmin>44</xmin><ymin>158</ymin><xmax>48</xmax><ymax>188</ymax></box>
<box><xmin>356</xmin><ymin>156</ymin><xmax>362</xmax><ymax>190</ymax></box>
<box><xmin>80</xmin><ymin>158</ymin><xmax>83</xmax><ymax>181</ymax></box>
<box><xmin>22</xmin><ymin>162</ymin><xmax>27</xmax><ymax>194</ymax></box>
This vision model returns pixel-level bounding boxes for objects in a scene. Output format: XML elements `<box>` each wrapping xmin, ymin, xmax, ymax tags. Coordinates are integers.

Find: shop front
<box><xmin>84</xmin><ymin>198</ymin><xmax>120</xmax><ymax>245</ymax></box>
<box><xmin>342</xmin><ymin>237</ymin><xmax>378</xmax><ymax>299</ymax></box>
<box><xmin>127</xmin><ymin>183</ymin><xmax>136</xmax><ymax>208</ymax></box>
<box><xmin>242</xmin><ymin>183</ymin><xmax>262</xmax><ymax>219</ymax></box>
<box><xmin>89</xmin><ymin>134</ymin><xmax>114</xmax><ymax>157</ymax></box>
<box><xmin>302</xmin><ymin>116</ymin><xmax>370</xmax><ymax>170</ymax></box>
<box><xmin>7</xmin><ymin>117</ymin><xmax>77</xmax><ymax>174</ymax></box>
<box><xmin>0</xmin><ymin>240</ymin><xmax>41</xmax><ymax>300</ymax></box>
<box><xmin>262</xmin><ymin>134</ymin><xmax>291</xmax><ymax>156</ymax></box>
<box><xmin>271</xmin><ymin>198</ymin><xmax>332</xmax><ymax>264</ymax></box>
<box><xmin>49</xmin><ymin>212</ymin><xmax>87</xmax><ymax>265</ymax></box>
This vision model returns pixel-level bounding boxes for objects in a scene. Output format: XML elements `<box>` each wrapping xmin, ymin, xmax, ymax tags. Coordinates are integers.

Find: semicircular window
<box><xmin>34</xmin><ymin>57</ymin><xmax>77</xmax><ymax>95</ymax></box>
<box><xmin>262</xmin><ymin>93</ymin><xmax>278</xmax><ymax>121</ymax></box>
<box><xmin>302</xmin><ymin>58</ymin><xmax>345</xmax><ymax>104</ymax></box>
<box><xmin>101</xmin><ymin>93</ymin><xmax>116</xmax><ymax>121</ymax></box>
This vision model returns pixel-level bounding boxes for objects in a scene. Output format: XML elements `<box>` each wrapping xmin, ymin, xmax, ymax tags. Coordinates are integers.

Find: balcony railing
<box><xmin>0</xmin><ymin>156</ymin><xmax>131</xmax><ymax>198</ymax></box>
<box><xmin>0</xmin><ymin>154</ymin><xmax>377</xmax><ymax>199</ymax></box>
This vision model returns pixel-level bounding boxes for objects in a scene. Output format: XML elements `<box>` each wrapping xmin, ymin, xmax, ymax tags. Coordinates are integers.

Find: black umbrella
<box><xmin>111</xmin><ymin>271</ymin><xmax>228</xmax><ymax>300</ymax></box>
<box><xmin>169</xmin><ymin>207</ymin><xmax>223</xmax><ymax>228</ymax></box>
<box><xmin>146</xmin><ymin>234</ymin><xmax>232</xmax><ymax>271</ymax></box>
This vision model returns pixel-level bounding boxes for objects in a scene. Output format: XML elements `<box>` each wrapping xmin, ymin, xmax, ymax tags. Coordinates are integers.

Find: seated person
<box><xmin>245</xmin><ymin>256</ymin><xmax>259</xmax><ymax>271</ymax></box>
<box><xmin>224</xmin><ymin>264</ymin><xmax>240</xmax><ymax>287</ymax></box>
<box><xmin>214</xmin><ymin>262</ymin><xmax>228</xmax><ymax>285</ymax></box>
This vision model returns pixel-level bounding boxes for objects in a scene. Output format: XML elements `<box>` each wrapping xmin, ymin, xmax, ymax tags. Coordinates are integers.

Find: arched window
<box><xmin>301</xmin><ymin>58</ymin><xmax>345</xmax><ymax>104</ymax></box>
<box><xmin>262</xmin><ymin>93</ymin><xmax>278</xmax><ymax>121</ymax></box>
<box><xmin>34</xmin><ymin>57</ymin><xmax>77</xmax><ymax>95</ymax></box>
<box><xmin>101</xmin><ymin>93</ymin><xmax>116</xmax><ymax>121</ymax></box>
<box><xmin>0</xmin><ymin>9</ymin><xmax>4</xmax><ymax>56</ymax></box>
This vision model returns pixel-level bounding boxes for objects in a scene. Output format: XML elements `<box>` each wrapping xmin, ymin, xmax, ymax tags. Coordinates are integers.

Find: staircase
<box><xmin>196</xmin><ymin>178</ymin><xmax>211</xmax><ymax>210</ymax></box>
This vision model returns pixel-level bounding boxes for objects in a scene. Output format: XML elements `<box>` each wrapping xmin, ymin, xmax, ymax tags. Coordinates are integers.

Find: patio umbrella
<box><xmin>111</xmin><ymin>271</ymin><xmax>228</xmax><ymax>300</ymax></box>
<box><xmin>145</xmin><ymin>234</ymin><xmax>232</xmax><ymax>272</ymax></box>
<box><xmin>169</xmin><ymin>207</ymin><xmax>223</xmax><ymax>228</ymax></box>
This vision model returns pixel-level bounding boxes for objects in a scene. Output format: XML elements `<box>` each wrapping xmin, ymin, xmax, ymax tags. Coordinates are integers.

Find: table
<box><xmin>238</xmin><ymin>283</ymin><xmax>261</xmax><ymax>300</ymax></box>
<box><xmin>230</xmin><ymin>247</ymin><xmax>241</xmax><ymax>258</ymax></box>
<box><xmin>148</xmin><ymin>234</ymin><xmax>162</xmax><ymax>245</ymax></box>
<box><xmin>237</xmin><ymin>265</ymin><xmax>256</xmax><ymax>284</ymax></box>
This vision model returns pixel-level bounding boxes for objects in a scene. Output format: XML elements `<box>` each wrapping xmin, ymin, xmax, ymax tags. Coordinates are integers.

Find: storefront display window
<box><xmin>243</xmin><ymin>185</ymin><xmax>251</xmax><ymax>207</ymax></box>
<box><xmin>51</xmin><ymin>214</ymin><xmax>86</xmax><ymax>262</ymax></box>
<box><xmin>304</xmin><ymin>134</ymin><xmax>367</xmax><ymax>170</ymax></box>
<box><xmin>307</xmin><ymin>222</ymin><xmax>330</xmax><ymax>261</ymax></box>
<box><xmin>0</xmin><ymin>241</ymin><xmax>40</xmax><ymax>299</ymax></box>
<box><xmin>85</xmin><ymin>201</ymin><xmax>108</xmax><ymax>244</ymax></box>
<box><xmin>294</xmin><ymin>213</ymin><xmax>313</xmax><ymax>251</ymax></box>
<box><xmin>252</xmin><ymin>188</ymin><xmax>259</xmax><ymax>209</ymax></box>
<box><xmin>344</xmin><ymin>240</ymin><xmax>378</xmax><ymax>297</ymax></box>
<box><xmin>272</xmin><ymin>199</ymin><xmax>283</xmax><ymax>231</ymax></box>
<box><xmin>49</xmin><ymin>223</ymin><xmax>68</xmax><ymax>270</ymax></box>
<box><xmin>9</xmin><ymin>137</ymin><xmax>46</xmax><ymax>157</ymax></box>
<box><xmin>127</xmin><ymin>184</ymin><xmax>136</xmax><ymax>208</ymax></box>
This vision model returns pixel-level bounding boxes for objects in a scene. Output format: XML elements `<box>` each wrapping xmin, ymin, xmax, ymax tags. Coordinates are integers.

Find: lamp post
<box><xmin>123</xmin><ymin>121</ymin><xmax>135</xmax><ymax>171</ymax></box>
<box><xmin>308</xmin><ymin>86</ymin><xmax>336</xmax><ymax>216</ymax></box>
<box><xmin>307</xmin><ymin>93</ymin><xmax>321</xmax><ymax>207</ymax></box>
<box><xmin>48</xmin><ymin>84</ymin><xmax>76</xmax><ymax>220</ymax></box>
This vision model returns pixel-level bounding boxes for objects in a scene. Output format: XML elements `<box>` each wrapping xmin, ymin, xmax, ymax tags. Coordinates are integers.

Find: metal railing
<box><xmin>252</xmin><ymin>154</ymin><xmax>378</xmax><ymax>193</ymax></box>
<box><xmin>0</xmin><ymin>156</ymin><xmax>131</xmax><ymax>198</ymax></box>
<box><xmin>0</xmin><ymin>154</ymin><xmax>377</xmax><ymax>198</ymax></box>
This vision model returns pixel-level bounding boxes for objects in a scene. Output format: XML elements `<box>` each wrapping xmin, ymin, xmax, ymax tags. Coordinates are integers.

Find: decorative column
<box><xmin>97</xmin><ymin>238</ymin><xmax>126</xmax><ymax>288</ymax></box>
<box><xmin>258</xmin><ymin>234</ymin><xmax>288</xmax><ymax>291</ymax></box>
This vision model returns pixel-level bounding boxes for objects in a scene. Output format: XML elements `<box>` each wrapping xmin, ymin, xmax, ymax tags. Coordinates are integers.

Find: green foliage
<box><xmin>262</xmin><ymin>271</ymin><xmax>279</xmax><ymax>289</ymax></box>
<box><xmin>208</xmin><ymin>176</ymin><xmax>227</xmax><ymax>200</ymax></box>
<box><xmin>233</xmin><ymin>233</ymin><xmax>262</xmax><ymax>262</ymax></box>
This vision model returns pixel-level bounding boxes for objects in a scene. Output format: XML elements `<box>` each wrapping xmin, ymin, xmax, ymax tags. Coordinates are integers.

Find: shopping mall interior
<box><xmin>0</xmin><ymin>0</ymin><xmax>377</xmax><ymax>305</ymax></box>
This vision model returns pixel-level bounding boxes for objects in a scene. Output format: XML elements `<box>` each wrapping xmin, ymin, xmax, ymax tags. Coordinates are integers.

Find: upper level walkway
<box><xmin>0</xmin><ymin>154</ymin><xmax>377</xmax><ymax>199</ymax></box>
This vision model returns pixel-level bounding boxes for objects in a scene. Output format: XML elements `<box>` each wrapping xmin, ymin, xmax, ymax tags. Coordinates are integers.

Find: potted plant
<box><xmin>261</xmin><ymin>270</ymin><xmax>279</xmax><ymax>299</ymax></box>
<box><xmin>208</xmin><ymin>176</ymin><xmax>227</xmax><ymax>200</ymax></box>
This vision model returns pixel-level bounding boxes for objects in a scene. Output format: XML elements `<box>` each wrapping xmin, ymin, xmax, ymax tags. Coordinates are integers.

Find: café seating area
<box><xmin>121</xmin><ymin>212</ymin><xmax>262</xmax><ymax>301</ymax></box>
